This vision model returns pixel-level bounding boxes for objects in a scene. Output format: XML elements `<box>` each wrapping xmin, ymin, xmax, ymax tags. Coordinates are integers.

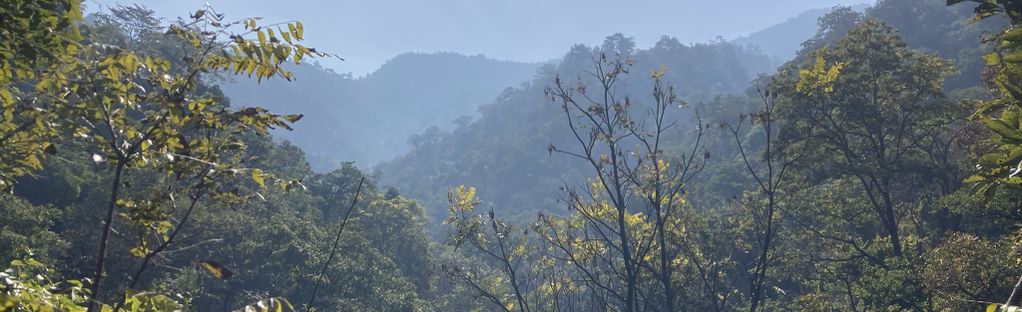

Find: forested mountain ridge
<box><xmin>7</xmin><ymin>0</ymin><xmax>1022</xmax><ymax>311</ymax></box>
<box><xmin>378</xmin><ymin>0</ymin><xmax>1006</xmax><ymax>231</ymax></box>
<box><xmin>222</xmin><ymin>52</ymin><xmax>540</xmax><ymax>170</ymax></box>
<box><xmin>377</xmin><ymin>35</ymin><xmax>774</xmax><ymax>228</ymax></box>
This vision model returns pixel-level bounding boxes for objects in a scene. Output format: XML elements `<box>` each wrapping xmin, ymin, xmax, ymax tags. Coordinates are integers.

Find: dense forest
<box><xmin>6</xmin><ymin>0</ymin><xmax>1022</xmax><ymax>311</ymax></box>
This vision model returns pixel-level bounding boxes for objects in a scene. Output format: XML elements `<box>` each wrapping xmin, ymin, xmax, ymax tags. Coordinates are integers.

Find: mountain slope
<box><xmin>377</xmin><ymin>35</ymin><xmax>773</xmax><ymax>230</ymax></box>
<box><xmin>221</xmin><ymin>52</ymin><xmax>540</xmax><ymax>170</ymax></box>
<box><xmin>731</xmin><ymin>4</ymin><xmax>869</xmax><ymax>65</ymax></box>
<box><xmin>377</xmin><ymin>0</ymin><xmax>1006</xmax><ymax>232</ymax></box>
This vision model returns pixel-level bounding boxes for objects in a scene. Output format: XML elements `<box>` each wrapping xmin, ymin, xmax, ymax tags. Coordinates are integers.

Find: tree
<box><xmin>773</xmin><ymin>19</ymin><xmax>956</xmax><ymax>256</ymax></box>
<box><xmin>542</xmin><ymin>46</ymin><xmax>708</xmax><ymax>310</ymax></box>
<box><xmin>0</xmin><ymin>195</ymin><xmax>67</xmax><ymax>265</ymax></box>
<box><xmin>725</xmin><ymin>85</ymin><xmax>810</xmax><ymax>312</ymax></box>
<box><xmin>544</xmin><ymin>52</ymin><xmax>644</xmax><ymax>312</ymax></box>
<box><xmin>949</xmin><ymin>0</ymin><xmax>1022</xmax><ymax>309</ymax></box>
<box><xmin>444</xmin><ymin>185</ymin><xmax>536</xmax><ymax>312</ymax></box>
<box><xmin>1</xmin><ymin>1</ymin><xmax>330</xmax><ymax>310</ymax></box>
<box><xmin>73</xmin><ymin>9</ymin><xmax>324</xmax><ymax>310</ymax></box>
<box><xmin>956</xmin><ymin>0</ymin><xmax>1022</xmax><ymax>194</ymax></box>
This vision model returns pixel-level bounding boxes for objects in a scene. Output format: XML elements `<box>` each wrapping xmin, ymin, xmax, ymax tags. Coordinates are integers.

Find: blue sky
<box><xmin>86</xmin><ymin>0</ymin><xmax>869</xmax><ymax>75</ymax></box>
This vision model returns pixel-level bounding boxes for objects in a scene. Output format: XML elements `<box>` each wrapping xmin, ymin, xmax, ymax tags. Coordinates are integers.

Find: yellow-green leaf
<box><xmin>251</xmin><ymin>168</ymin><xmax>266</xmax><ymax>187</ymax></box>
<box><xmin>282</xmin><ymin>114</ymin><xmax>303</xmax><ymax>123</ymax></box>
<box><xmin>198</xmin><ymin>260</ymin><xmax>233</xmax><ymax>279</ymax></box>
<box><xmin>130</xmin><ymin>246</ymin><xmax>148</xmax><ymax>258</ymax></box>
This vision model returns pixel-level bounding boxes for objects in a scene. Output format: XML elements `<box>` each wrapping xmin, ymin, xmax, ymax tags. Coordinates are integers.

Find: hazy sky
<box><xmin>87</xmin><ymin>0</ymin><xmax>869</xmax><ymax>76</ymax></box>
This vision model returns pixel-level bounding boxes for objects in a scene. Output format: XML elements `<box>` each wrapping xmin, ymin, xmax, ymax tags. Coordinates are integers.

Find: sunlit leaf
<box><xmin>251</xmin><ymin>169</ymin><xmax>266</xmax><ymax>187</ymax></box>
<box><xmin>282</xmin><ymin>114</ymin><xmax>303</xmax><ymax>123</ymax></box>
<box><xmin>198</xmin><ymin>260</ymin><xmax>233</xmax><ymax>279</ymax></box>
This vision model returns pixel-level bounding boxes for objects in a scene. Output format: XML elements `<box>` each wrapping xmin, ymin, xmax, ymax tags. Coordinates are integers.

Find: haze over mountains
<box><xmin>115</xmin><ymin>0</ymin><xmax>867</xmax><ymax>75</ymax></box>
<box><xmin>10</xmin><ymin>0</ymin><xmax>1021</xmax><ymax>310</ymax></box>
<box><xmin>323</xmin><ymin>0</ymin><xmax>999</xmax><ymax>229</ymax></box>
<box><xmin>219</xmin><ymin>5</ymin><xmax>855</xmax><ymax>171</ymax></box>
<box><xmin>731</xmin><ymin>4</ymin><xmax>870</xmax><ymax>65</ymax></box>
<box><xmin>220</xmin><ymin>53</ymin><xmax>539</xmax><ymax>169</ymax></box>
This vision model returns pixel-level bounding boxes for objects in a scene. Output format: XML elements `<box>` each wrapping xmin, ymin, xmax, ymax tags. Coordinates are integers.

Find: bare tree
<box><xmin>725</xmin><ymin>86</ymin><xmax>810</xmax><ymax>312</ymax></box>
<box><xmin>545</xmin><ymin>52</ymin><xmax>706</xmax><ymax>311</ymax></box>
<box><xmin>626</xmin><ymin>70</ymin><xmax>708</xmax><ymax>312</ymax></box>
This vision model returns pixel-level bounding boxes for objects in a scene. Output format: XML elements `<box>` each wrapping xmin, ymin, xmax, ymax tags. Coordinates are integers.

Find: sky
<box><xmin>86</xmin><ymin>0</ymin><xmax>870</xmax><ymax>76</ymax></box>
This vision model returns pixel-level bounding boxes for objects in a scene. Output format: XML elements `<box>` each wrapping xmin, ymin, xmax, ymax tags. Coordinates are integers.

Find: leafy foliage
<box><xmin>0</xmin><ymin>258</ymin><xmax>89</xmax><ymax>312</ymax></box>
<box><xmin>952</xmin><ymin>0</ymin><xmax>1022</xmax><ymax>195</ymax></box>
<box><xmin>0</xmin><ymin>0</ymin><xmax>83</xmax><ymax>191</ymax></box>
<box><xmin>379</xmin><ymin>34</ymin><xmax>772</xmax><ymax>231</ymax></box>
<box><xmin>7</xmin><ymin>1</ymin><xmax>1022</xmax><ymax>312</ymax></box>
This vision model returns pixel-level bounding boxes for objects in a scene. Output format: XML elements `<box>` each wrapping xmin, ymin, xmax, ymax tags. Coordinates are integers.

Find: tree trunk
<box><xmin>1006</xmin><ymin>273</ymin><xmax>1022</xmax><ymax>307</ymax></box>
<box><xmin>86</xmin><ymin>161</ymin><xmax>126</xmax><ymax>312</ymax></box>
<box><xmin>658</xmin><ymin>218</ymin><xmax>675</xmax><ymax>312</ymax></box>
<box><xmin>883</xmin><ymin>206</ymin><xmax>902</xmax><ymax>257</ymax></box>
<box><xmin>618</xmin><ymin>204</ymin><xmax>636</xmax><ymax>312</ymax></box>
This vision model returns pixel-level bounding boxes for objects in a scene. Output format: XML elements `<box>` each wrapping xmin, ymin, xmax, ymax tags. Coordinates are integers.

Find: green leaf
<box><xmin>1005</xmin><ymin>50</ymin><xmax>1022</xmax><ymax>63</ymax></box>
<box><xmin>1005</xmin><ymin>108</ymin><xmax>1021</xmax><ymax>127</ymax></box>
<box><xmin>281</xmin><ymin>30</ymin><xmax>291</xmax><ymax>44</ymax></box>
<box><xmin>983</xmin><ymin>118</ymin><xmax>1022</xmax><ymax>141</ymax></box>
<box><xmin>1005</xmin><ymin>27</ymin><xmax>1022</xmax><ymax>42</ymax></box>
<box><xmin>965</xmin><ymin>175</ymin><xmax>986</xmax><ymax>184</ymax></box>
<box><xmin>287</xmin><ymin>23</ymin><xmax>298</xmax><ymax>40</ymax></box>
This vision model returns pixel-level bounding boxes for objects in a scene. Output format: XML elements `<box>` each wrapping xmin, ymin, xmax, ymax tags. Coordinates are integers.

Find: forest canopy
<box><xmin>4</xmin><ymin>0</ymin><xmax>1022</xmax><ymax>311</ymax></box>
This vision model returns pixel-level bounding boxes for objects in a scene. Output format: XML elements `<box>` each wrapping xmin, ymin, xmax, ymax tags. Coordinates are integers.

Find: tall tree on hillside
<box><xmin>725</xmin><ymin>86</ymin><xmax>811</xmax><ymax>312</ymax></box>
<box><xmin>545</xmin><ymin>50</ymin><xmax>644</xmax><ymax>312</ymax></box>
<box><xmin>542</xmin><ymin>42</ymin><xmax>708</xmax><ymax>310</ymax></box>
<box><xmin>772</xmin><ymin>20</ymin><xmax>956</xmax><ymax>256</ymax></box>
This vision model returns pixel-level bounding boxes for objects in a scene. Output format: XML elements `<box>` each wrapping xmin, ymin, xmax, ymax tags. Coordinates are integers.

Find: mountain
<box><xmin>376</xmin><ymin>35</ymin><xmax>774</xmax><ymax>231</ymax></box>
<box><xmin>220</xmin><ymin>52</ymin><xmax>540</xmax><ymax>171</ymax></box>
<box><xmin>376</xmin><ymin>0</ymin><xmax>1007</xmax><ymax>232</ymax></box>
<box><xmin>731</xmin><ymin>4</ymin><xmax>869</xmax><ymax>65</ymax></box>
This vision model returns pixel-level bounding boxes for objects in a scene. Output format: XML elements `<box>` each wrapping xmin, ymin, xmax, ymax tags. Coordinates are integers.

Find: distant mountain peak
<box><xmin>220</xmin><ymin>52</ymin><xmax>540</xmax><ymax>171</ymax></box>
<box><xmin>731</xmin><ymin>3</ymin><xmax>870</xmax><ymax>64</ymax></box>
